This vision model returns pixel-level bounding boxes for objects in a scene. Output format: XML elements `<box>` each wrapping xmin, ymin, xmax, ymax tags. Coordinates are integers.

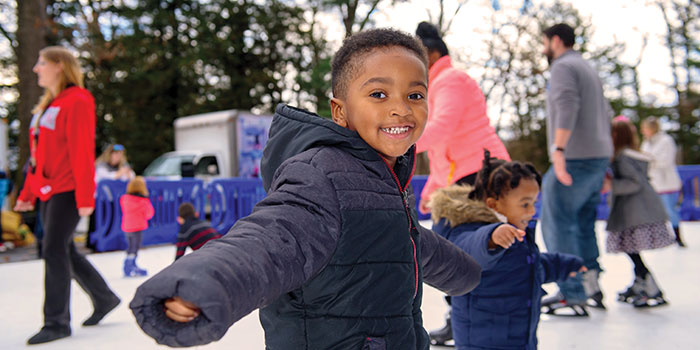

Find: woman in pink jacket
<box><xmin>415</xmin><ymin>22</ymin><xmax>510</xmax><ymax>215</ymax></box>
<box><xmin>416</xmin><ymin>22</ymin><xmax>510</xmax><ymax>347</ymax></box>
<box><xmin>120</xmin><ymin>176</ymin><xmax>154</xmax><ymax>277</ymax></box>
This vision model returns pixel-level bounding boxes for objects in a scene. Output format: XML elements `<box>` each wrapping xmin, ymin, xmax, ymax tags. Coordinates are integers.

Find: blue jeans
<box><xmin>541</xmin><ymin>158</ymin><xmax>609</xmax><ymax>303</ymax></box>
<box><xmin>659</xmin><ymin>192</ymin><xmax>681</xmax><ymax>228</ymax></box>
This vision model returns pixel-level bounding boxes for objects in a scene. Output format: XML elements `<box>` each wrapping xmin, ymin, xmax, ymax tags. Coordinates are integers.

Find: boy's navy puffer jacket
<box><xmin>429</xmin><ymin>185</ymin><xmax>582</xmax><ymax>350</ymax></box>
<box><xmin>130</xmin><ymin>104</ymin><xmax>482</xmax><ymax>349</ymax></box>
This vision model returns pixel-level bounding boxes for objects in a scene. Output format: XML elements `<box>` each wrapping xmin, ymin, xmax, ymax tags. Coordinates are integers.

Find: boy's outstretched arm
<box><xmin>130</xmin><ymin>159</ymin><xmax>341</xmax><ymax>347</ymax></box>
<box><xmin>540</xmin><ymin>252</ymin><xmax>585</xmax><ymax>284</ymax></box>
<box><xmin>420</xmin><ymin>226</ymin><xmax>482</xmax><ymax>296</ymax></box>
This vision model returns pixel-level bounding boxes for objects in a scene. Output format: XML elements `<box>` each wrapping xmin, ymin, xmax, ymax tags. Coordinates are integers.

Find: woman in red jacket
<box><xmin>15</xmin><ymin>46</ymin><xmax>120</xmax><ymax>345</ymax></box>
<box><xmin>120</xmin><ymin>176</ymin><xmax>154</xmax><ymax>277</ymax></box>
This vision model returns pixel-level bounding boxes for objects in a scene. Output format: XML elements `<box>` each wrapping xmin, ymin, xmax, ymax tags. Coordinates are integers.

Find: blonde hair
<box><xmin>31</xmin><ymin>46</ymin><xmax>84</xmax><ymax>114</ymax></box>
<box><xmin>641</xmin><ymin>117</ymin><xmax>660</xmax><ymax>134</ymax></box>
<box><xmin>126</xmin><ymin>176</ymin><xmax>149</xmax><ymax>196</ymax></box>
<box><xmin>96</xmin><ymin>144</ymin><xmax>129</xmax><ymax>167</ymax></box>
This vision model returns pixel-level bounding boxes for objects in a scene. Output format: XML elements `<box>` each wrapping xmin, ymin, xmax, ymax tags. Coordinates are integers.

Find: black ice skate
<box><xmin>429</xmin><ymin>313</ymin><xmax>454</xmax><ymax>347</ymax></box>
<box><xmin>617</xmin><ymin>276</ymin><xmax>644</xmax><ymax>304</ymax></box>
<box><xmin>633</xmin><ymin>274</ymin><xmax>669</xmax><ymax>308</ymax></box>
<box><xmin>541</xmin><ymin>292</ymin><xmax>589</xmax><ymax>317</ymax></box>
<box><xmin>582</xmin><ymin>269</ymin><xmax>606</xmax><ymax>309</ymax></box>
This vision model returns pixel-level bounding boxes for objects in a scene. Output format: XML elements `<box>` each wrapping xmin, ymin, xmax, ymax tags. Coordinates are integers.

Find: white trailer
<box><xmin>143</xmin><ymin>109</ymin><xmax>272</xmax><ymax>180</ymax></box>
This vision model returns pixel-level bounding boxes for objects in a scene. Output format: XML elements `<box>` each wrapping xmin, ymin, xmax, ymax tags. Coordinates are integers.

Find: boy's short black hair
<box><xmin>178</xmin><ymin>202</ymin><xmax>196</xmax><ymax>220</ymax></box>
<box><xmin>331</xmin><ymin>28</ymin><xmax>428</xmax><ymax>99</ymax></box>
<box><xmin>543</xmin><ymin>23</ymin><xmax>575</xmax><ymax>48</ymax></box>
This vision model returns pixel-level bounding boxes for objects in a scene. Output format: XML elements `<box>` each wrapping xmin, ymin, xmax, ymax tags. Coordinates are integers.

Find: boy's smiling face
<box><xmin>330</xmin><ymin>46</ymin><xmax>428</xmax><ymax>168</ymax></box>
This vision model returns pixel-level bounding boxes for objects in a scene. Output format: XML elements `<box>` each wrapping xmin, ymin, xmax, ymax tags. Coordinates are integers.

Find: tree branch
<box><xmin>0</xmin><ymin>23</ymin><xmax>17</xmax><ymax>49</ymax></box>
<box><xmin>444</xmin><ymin>0</ymin><xmax>468</xmax><ymax>34</ymax></box>
<box><xmin>357</xmin><ymin>0</ymin><xmax>381</xmax><ymax>32</ymax></box>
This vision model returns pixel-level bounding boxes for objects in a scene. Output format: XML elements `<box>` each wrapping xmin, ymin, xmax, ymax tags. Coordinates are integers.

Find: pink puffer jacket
<box><xmin>416</xmin><ymin>56</ymin><xmax>510</xmax><ymax>202</ymax></box>
<box><xmin>120</xmin><ymin>194</ymin><xmax>155</xmax><ymax>233</ymax></box>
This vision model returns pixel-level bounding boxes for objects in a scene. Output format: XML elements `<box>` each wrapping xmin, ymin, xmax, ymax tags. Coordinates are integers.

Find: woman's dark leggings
<box><xmin>40</xmin><ymin>191</ymin><xmax>115</xmax><ymax>328</ymax></box>
<box><xmin>126</xmin><ymin>231</ymin><xmax>142</xmax><ymax>256</ymax></box>
<box><xmin>627</xmin><ymin>253</ymin><xmax>650</xmax><ymax>278</ymax></box>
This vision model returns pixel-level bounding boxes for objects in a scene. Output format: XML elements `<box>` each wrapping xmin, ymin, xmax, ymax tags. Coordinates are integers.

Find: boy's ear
<box><xmin>330</xmin><ymin>97</ymin><xmax>348</xmax><ymax>128</ymax></box>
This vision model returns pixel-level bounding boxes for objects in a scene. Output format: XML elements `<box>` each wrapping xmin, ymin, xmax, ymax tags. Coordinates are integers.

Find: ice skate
<box><xmin>541</xmin><ymin>292</ymin><xmax>589</xmax><ymax>317</ymax></box>
<box><xmin>429</xmin><ymin>312</ymin><xmax>454</xmax><ymax>347</ymax></box>
<box><xmin>618</xmin><ymin>276</ymin><xmax>644</xmax><ymax>304</ymax></box>
<box><xmin>582</xmin><ymin>269</ymin><xmax>606</xmax><ymax>309</ymax></box>
<box><xmin>633</xmin><ymin>274</ymin><xmax>669</xmax><ymax>308</ymax></box>
<box><xmin>123</xmin><ymin>256</ymin><xmax>148</xmax><ymax>277</ymax></box>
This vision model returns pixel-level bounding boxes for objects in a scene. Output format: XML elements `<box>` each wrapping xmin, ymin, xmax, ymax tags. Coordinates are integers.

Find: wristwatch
<box><xmin>550</xmin><ymin>144</ymin><xmax>565</xmax><ymax>154</ymax></box>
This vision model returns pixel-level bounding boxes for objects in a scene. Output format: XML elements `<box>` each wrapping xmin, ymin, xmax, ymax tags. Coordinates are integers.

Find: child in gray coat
<box><xmin>605</xmin><ymin>116</ymin><xmax>675</xmax><ymax>307</ymax></box>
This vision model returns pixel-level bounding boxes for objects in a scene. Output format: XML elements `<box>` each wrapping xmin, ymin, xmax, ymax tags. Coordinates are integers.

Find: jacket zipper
<box><xmin>380</xmin><ymin>153</ymin><xmax>419</xmax><ymax>299</ymax></box>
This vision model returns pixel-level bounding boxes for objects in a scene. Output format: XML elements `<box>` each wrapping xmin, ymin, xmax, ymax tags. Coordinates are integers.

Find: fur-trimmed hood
<box><xmin>428</xmin><ymin>184</ymin><xmax>500</xmax><ymax>227</ymax></box>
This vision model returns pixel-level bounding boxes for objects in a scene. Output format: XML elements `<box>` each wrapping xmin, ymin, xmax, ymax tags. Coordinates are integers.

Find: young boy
<box><xmin>130</xmin><ymin>29</ymin><xmax>481</xmax><ymax>349</ymax></box>
<box><xmin>174</xmin><ymin>202</ymin><xmax>222</xmax><ymax>261</ymax></box>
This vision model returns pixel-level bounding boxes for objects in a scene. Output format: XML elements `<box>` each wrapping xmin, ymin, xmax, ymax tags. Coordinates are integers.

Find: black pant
<box><xmin>126</xmin><ymin>231</ymin><xmax>142</xmax><ymax>256</ymax></box>
<box><xmin>40</xmin><ymin>191</ymin><xmax>115</xmax><ymax>327</ymax></box>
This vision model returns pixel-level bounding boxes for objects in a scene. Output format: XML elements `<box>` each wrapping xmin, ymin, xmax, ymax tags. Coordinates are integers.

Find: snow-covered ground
<box><xmin>1</xmin><ymin>221</ymin><xmax>698</xmax><ymax>349</ymax></box>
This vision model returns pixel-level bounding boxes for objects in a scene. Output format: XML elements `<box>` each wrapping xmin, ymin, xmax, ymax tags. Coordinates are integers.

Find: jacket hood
<box><xmin>261</xmin><ymin>104</ymin><xmax>415</xmax><ymax>191</ymax></box>
<box><xmin>428</xmin><ymin>184</ymin><xmax>500</xmax><ymax>226</ymax></box>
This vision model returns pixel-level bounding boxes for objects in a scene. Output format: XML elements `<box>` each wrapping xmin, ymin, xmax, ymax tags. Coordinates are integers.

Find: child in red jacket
<box><xmin>120</xmin><ymin>176</ymin><xmax>154</xmax><ymax>277</ymax></box>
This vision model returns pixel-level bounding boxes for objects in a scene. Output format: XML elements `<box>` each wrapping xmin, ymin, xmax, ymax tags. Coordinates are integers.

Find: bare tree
<box><xmin>656</xmin><ymin>0</ymin><xmax>700</xmax><ymax>163</ymax></box>
<box><xmin>426</xmin><ymin>0</ymin><xmax>469</xmax><ymax>36</ymax></box>
<box><xmin>322</xmin><ymin>0</ymin><xmax>407</xmax><ymax>37</ymax></box>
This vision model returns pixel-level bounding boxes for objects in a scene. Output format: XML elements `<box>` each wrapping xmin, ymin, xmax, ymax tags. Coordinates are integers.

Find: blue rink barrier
<box><xmin>678</xmin><ymin>165</ymin><xmax>700</xmax><ymax>221</ymax></box>
<box><xmin>90</xmin><ymin>179</ymin><xmax>205</xmax><ymax>252</ymax></box>
<box><xmin>90</xmin><ymin>165</ymin><xmax>700</xmax><ymax>251</ymax></box>
<box><xmin>206</xmin><ymin>178</ymin><xmax>267</xmax><ymax>235</ymax></box>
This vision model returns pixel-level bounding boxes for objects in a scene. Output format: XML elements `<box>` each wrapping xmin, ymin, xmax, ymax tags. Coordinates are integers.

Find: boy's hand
<box><xmin>164</xmin><ymin>296</ymin><xmax>201</xmax><ymax>323</ymax></box>
<box><xmin>489</xmin><ymin>224</ymin><xmax>526</xmax><ymax>249</ymax></box>
<box><xmin>569</xmin><ymin>265</ymin><xmax>588</xmax><ymax>278</ymax></box>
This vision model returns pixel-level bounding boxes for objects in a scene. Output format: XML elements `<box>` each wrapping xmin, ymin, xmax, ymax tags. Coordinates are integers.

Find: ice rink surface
<box><xmin>1</xmin><ymin>221</ymin><xmax>698</xmax><ymax>349</ymax></box>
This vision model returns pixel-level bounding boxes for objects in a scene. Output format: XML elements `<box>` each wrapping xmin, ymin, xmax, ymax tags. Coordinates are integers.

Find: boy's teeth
<box><xmin>382</xmin><ymin>126</ymin><xmax>409</xmax><ymax>134</ymax></box>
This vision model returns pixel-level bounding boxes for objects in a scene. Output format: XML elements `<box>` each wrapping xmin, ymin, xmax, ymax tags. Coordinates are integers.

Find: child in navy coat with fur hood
<box><xmin>428</xmin><ymin>151</ymin><xmax>585</xmax><ymax>350</ymax></box>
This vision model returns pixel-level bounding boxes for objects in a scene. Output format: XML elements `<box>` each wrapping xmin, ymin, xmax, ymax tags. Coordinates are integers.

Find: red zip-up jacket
<box><xmin>18</xmin><ymin>86</ymin><xmax>96</xmax><ymax>209</ymax></box>
<box><xmin>120</xmin><ymin>194</ymin><xmax>155</xmax><ymax>233</ymax></box>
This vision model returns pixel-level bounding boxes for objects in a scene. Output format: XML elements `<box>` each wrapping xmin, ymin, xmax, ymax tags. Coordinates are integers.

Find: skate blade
<box><xmin>542</xmin><ymin>304</ymin><xmax>589</xmax><ymax>317</ymax></box>
<box><xmin>586</xmin><ymin>299</ymin><xmax>606</xmax><ymax>310</ymax></box>
<box><xmin>429</xmin><ymin>339</ymin><xmax>455</xmax><ymax>348</ymax></box>
<box><xmin>634</xmin><ymin>298</ymin><xmax>669</xmax><ymax>308</ymax></box>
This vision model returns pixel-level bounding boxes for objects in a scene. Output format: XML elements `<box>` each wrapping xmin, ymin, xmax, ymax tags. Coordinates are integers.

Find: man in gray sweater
<box><xmin>540</xmin><ymin>23</ymin><xmax>613</xmax><ymax>316</ymax></box>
